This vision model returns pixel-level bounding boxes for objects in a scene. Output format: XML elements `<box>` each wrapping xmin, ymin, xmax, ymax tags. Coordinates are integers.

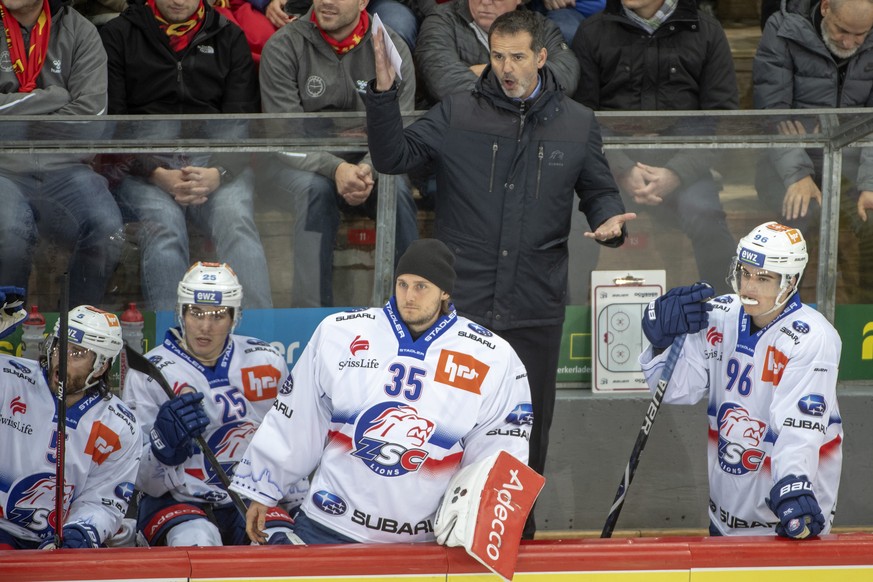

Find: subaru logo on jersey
<box><xmin>738</xmin><ymin>247</ymin><xmax>765</xmax><ymax>267</ymax></box>
<box><xmin>246</xmin><ymin>338</ymin><xmax>270</xmax><ymax>346</ymax></box>
<box><xmin>797</xmin><ymin>394</ymin><xmax>827</xmax><ymax>417</ymax></box>
<box><xmin>467</xmin><ymin>323</ymin><xmax>493</xmax><ymax>337</ymax></box>
<box><xmin>194</xmin><ymin>290</ymin><xmax>223</xmax><ymax>305</ymax></box>
<box><xmin>6</xmin><ymin>472</ymin><xmax>73</xmax><ymax>536</ymax></box>
<box><xmin>716</xmin><ymin>402</ymin><xmax>767</xmax><ymax>476</ymax></box>
<box><xmin>506</xmin><ymin>403</ymin><xmax>533</xmax><ymax>425</ymax></box>
<box><xmin>8</xmin><ymin>360</ymin><xmax>30</xmax><ymax>374</ymax></box>
<box><xmin>115</xmin><ymin>482</ymin><xmax>135</xmax><ymax>501</ymax></box>
<box><xmin>351</xmin><ymin>402</ymin><xmax>435</xmax><ymax>477</ymax></box>
<box><xmin>279</xmin><ymin>374</ymin><xmax>294</xmax><ymax>395</ymax></box>
<box><xmin>793</xmin><ymin>320</ymin><xmax>810</xmax><ymax>334</ymax></box>
<box><xmin>313</xmin><ymin>490</ymin><xmax>348</xmax><ymax>515</ymax></box>
<box><xmin>713</xmin><ymin>296</ymin><xmax>734</xmax><ymax>304</ymax></box>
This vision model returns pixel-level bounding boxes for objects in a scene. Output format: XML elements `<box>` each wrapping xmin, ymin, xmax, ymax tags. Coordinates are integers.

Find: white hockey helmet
<box><xmin>176</xmin><ymin>261</ymin><xmax>243</xmax><ymax>330</ymax></box>
<box><xmin>729</xmin><ymin>221</ymin><xmax>808</xmax><ymax>309</ymax></box>
<box><xmin>48</xmin><ymin>305</ymin><xmax>124</xmax><ymax>389</ymax></box>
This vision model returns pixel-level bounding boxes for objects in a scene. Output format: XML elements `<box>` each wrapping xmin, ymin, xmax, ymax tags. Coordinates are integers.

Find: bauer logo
<box><xmin>739</xmin><ymin>248</ymin><xmax>765</xmax><ymax>267</ymax></box>
<box><xmin>797</xmin><ymin>394</ymin><xmax>827</xmax><ymax>417</ymax></box>
<box><xmin>313</xmin><ymin>490</ymin><xmax>348</xmax><ymax>515</ymax></box>
<box><xmin>194</xmin><ymin>290</ymin><xmax>222</xmax><ymax>305</ymax></box>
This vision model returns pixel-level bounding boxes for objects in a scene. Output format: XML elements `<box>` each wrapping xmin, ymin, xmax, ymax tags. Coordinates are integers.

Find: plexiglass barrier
<box><xmin>2</xmin><ymin>109</ymin><xmax>872</xmax><ymax>382</ymax></box>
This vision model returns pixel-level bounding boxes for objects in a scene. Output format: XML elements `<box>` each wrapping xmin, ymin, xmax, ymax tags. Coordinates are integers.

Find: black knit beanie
<box><xmin>395</xmin><ymin>239</ymin><xmax>456</xmax><ymax>294</ymax></box>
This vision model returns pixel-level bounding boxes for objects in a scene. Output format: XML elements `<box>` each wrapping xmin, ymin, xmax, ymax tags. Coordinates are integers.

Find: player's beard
<box><xmin>49</xmin><ymin>362</ymin><xmax>90</xmax><ymax>396</ymax></box>
<box><xmin>400</xmin><ymin>301</ymin><xmax>442</xmax><ymax>334</ymax></box>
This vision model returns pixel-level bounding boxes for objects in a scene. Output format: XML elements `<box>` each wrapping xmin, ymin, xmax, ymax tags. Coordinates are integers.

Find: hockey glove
<box><xmin>642</xmin><ymin>282</ymin><xmax>714</xmax><ymax>349</ymax></box>
<box><xmin>767</xmin><ymin>474</ymin><xmax>825</xmax><ymax>539</ymax></box>
<box><xmin>263</xmin><ymin>506</ymin><xmax>305</xmax><ymax>545</ymax></box>
<box><xmin>150</xmin><ymin>392</ymin><xmax>210</xmax><ymax>466</ymax></box>
<box><xmin>39</xmin><ymin>523</ymin><xmax>101</xmax><ymax>549</ymax></box>
<box><xmin>0</xmin><ymin>286</ymin><xmax>26</xmax><ymax>340</ymax></box>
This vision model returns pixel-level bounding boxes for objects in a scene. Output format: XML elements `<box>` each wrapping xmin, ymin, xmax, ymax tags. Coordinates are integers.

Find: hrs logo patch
<box><xmin>761</xmin><ymin>346</ymin><xmax>788</xmax><ymax>386</ymax></box>
<box><xmin>85</xmin><ymin>421</ymin><xmax>122</xmax><ymax>465</ymax></box>
<box><xmin>241</xmin><ymin>365</ymin><xmax>282</xmax><ymax>401</ymax></box>
<box><xmin>435</xmin><ymin>350</ymin><xmax>489</xmax><ymax>394</ymax></box>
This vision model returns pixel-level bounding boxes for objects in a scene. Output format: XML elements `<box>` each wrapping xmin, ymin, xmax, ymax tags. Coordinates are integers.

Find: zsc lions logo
<box><xmin>717</xmin><ymin>403</ymin><xmax>767</xmax><ymax>476</ymax></box>
<box><xmin>798</xmin><ymin>394</ymin><xmax>827</xmax><ymax>417</ymax></box>
<box><xmin>202</xmin><ymin>421</ymin><xmax>258</xmax><ymax>486</ymax></box>
<box><xmin>5</xmin><ymin>473</ymin><xmax>73</xmax><ymax>536</ymax></box>
<box><xmin>467</xmin><ymin>323</ymin><xmax>493</xmax><ymax>337</ymax></box>
<box><xmin>793</xmin><ymin>320</ymin><xmax>810</xmax><ymax>334</ymax></box>
<box><xmin>506</xmin><ymin>403</ymin><xmax>533</xmax><ymax>425</ymax></box>
<box><xmin>312</xmin><ymin>490</ymin><xmax>348</xmax><ymax>515</ymax></box>
<box><xmin>351</xmin><ymin>402</ymin><xmax>435</xmax><ymax>477</ymax></box>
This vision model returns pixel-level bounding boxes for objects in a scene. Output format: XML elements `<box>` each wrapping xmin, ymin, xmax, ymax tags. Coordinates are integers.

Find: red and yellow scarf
<box><xmin>311</xmin><ymin>8</ymin><xmax>368</xmax><ymax>55</ymax></box>
<box><xmin>148</xmin><ymin>0</ymin><xmax>206</xmax><ymax>53</ymax></box>
<box><xmin>0</xmin><ymin>0</ymin><xmax>51</xmax><ymax>93</ymax></box>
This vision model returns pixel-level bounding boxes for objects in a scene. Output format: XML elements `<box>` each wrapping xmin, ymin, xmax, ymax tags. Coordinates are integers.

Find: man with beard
<box><xmin>0</xmin><ymin>295</ymin><xmax>141</xmax><ymax>549</ymax></box>
<box><xmin>232</xmin><ymin>239</ymin><xmax>532</xmax><ymax>545</ymax></box>
<box><xmin>753</xmin><ymin>0</ymin><xmax>873</xmax><ymax>302</ymax></box>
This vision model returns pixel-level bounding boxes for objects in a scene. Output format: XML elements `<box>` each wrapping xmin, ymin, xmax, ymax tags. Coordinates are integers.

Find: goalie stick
<box><xmin>54</xmin><ymin>273</ymin><xmax>70</xmax><ymax>548</ymax></box>
<box><xmin>123</xmin><ymin>344</ymin><xmax>249</xmax><ymax>521</ymax></box>
<box><xmin>601</xmin><ymin>333</ymin><xmax>686</xmax><ymax>538</ymax></box>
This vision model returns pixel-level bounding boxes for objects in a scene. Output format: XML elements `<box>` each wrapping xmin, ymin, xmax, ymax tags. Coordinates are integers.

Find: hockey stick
<box><xmin>54</xmin><ymin>273</ymin><xmax>70</xmax><ymax>548</ymax></box>
<box><xmin>122</xmin><ymin>344</ymin><xmax>249</xmax><ymax>521</ymax></box>
<box><xmin>601</xmin><ymin>333</ymin><xmax>687</xmax><ymax>538</ymax></box>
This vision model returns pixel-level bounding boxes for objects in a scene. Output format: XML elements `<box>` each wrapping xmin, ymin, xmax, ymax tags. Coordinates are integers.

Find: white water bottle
<box><xmin>19</xmin><ymin>306</ymin><xmax>46</xmax><ymax>360</ymax></box>
<box><xmin>120</xmin><ymin>302</ymin><xmax>145</xmax><ymax>354</ymax></box>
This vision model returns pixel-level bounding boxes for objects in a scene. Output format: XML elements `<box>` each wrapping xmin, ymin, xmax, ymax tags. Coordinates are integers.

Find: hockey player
<box><xmin>639</xmin><ymin>221</ymin><xmax>842</xmax><ymax>538</ymax></box>
<box><xmin>0</xmin><ymin>303</ymin><xmax>141</xmax><ymax>549</ymax></box>
<box><xmin>123</xmin><ymin>262</ymin><xmax>306</xmax><ymax>546</ymax></box>
<box><xmin>231</xmin><ymin>239</ymin><xmax>533</xmax><ymax>544</ymax></box>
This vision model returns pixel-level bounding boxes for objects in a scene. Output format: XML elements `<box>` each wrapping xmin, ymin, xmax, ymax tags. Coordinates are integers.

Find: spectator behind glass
<box><xmin>100</xmin><ymin>0</ymin><xmax>273</xmax><ymax>311</ymax></box>
<box><xmin>256</xmin><ymin>0</ymin><xmax>419</xmax><ymax>308</ymax></box>
<box><xmin>0</xmin><ymin>0</ymin><xmax>124</xmax><ymax>308</ymax></box>
<box><xmin>753</xmin><ymin>0</ymin><xmax>873</xmax><ymax>303</ymax></box>
<box><xmin>528</xmin><ymin>0</ymin><xmax>604</xmax><ymax>44</ymax></box>
<box><xmin>365</xmin><ymin>10</ymin><xmax>635</xmax><ymax>538</ymax></box>
<box><xmin>415</xmin><ymin>0</ymin><xmax>580</xmax><ymax>105</ymax></box>
<box><xmin>573</xmin><ymin>0</ymin><xmax>739</xmax><ymax>293</ymax></box>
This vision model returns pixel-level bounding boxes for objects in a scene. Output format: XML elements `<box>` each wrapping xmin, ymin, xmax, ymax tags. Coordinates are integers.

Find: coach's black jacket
<box><xmin>365</xmin><ymin>66</ymin><xmax>626</xmax><ymax>330</ymax></box>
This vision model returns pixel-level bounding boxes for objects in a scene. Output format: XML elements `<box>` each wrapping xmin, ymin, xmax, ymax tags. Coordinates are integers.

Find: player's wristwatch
<box><xmin>215</xmin><ymin>166</ymin><xmax>232</xmax><ymax>185</ymax></box>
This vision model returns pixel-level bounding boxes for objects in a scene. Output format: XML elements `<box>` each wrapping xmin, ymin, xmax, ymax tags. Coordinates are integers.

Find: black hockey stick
<box><xmin>123</xmin><ymin>345</ymin><xmax>249</xmax><ymax>521</ymax></box>
<box><xmin>601</xmin><ymin>333</ymin><xmax>687</xmax><ymax>538</ymax></box>
<box><xmin>54</xmin><ymin>273</ymin><xmax>70</xmax><ymax>548</ymax></box>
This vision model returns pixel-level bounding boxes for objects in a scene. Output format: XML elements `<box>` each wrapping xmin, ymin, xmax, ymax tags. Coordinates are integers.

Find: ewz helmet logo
<box><xmin>194</xmin><ymin>290</ymin><xmax>223</xmax><ymax>305</ymax></box>
<box><xmin>739</xmin><ymin>248</ymin><xmax>765</xmax><ymax>267</ymax></box>
<box><xmin>717</xmin><ymin>403</ymin><xmax>767</xmax><ymax>475</ymax></box>
<box><xmin>351</xmin><ymin>402</ymin><xmax>435</xmax><ymax>476</ymax></box>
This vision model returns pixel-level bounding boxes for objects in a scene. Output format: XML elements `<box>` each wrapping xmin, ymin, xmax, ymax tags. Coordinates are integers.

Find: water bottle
<box><xmin>19</xmin><ymin>306</ymin><xmax>46</xmax><ymax>360</ymax></box>
<box><xmin>120</xmin><ymin>302</ymin><xmax>145</xmax><ymax>354</ymax></box>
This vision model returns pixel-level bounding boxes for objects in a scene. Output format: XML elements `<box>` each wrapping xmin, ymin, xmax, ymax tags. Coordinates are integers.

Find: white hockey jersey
<box><xmin>639</xmin><ymin>294</ymin><xmax>843</xmax><ymax>536</ymax></box>
<box><xmin>230</xmin><ymin>300</ymin><xmax>532</xmax><ymax>543</ymax></box>
<box><xmin>0</xmin><ymin>355</ymin><xmax>141</xmax><ymax>545</ymax></box>
<box><xmin>124</xmin><ymin>330</ymin><xmax>295</xmax><ymax>506</ymax></box>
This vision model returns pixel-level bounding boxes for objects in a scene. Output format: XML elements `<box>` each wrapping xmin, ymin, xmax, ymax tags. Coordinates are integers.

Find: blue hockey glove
<box><xmin>0</xmin><ymin>286</ymin><xmax>26</xmax><ymax>340</ymax></box>
<box><xmin>641</xmin><ymin>282</ymin><xmax>715</xmax><ymax>349</ymax></box>
<box><xmin>767</xmin><ymin>475</ymin><xmax>825</xmax><ymax>539</ymax></box>
<box><xmin>39</xmin><ymin>523</ymin><xmax>100</xmax><ymax>549</ymax></box>
<box><xmin>150</xmin><ymin>392</ymin><xmax>209</xmax><ymax>466</ymax></box>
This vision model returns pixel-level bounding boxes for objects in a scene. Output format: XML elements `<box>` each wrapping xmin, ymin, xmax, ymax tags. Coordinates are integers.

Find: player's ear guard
<box><xmin>767</xmin><ymin>474</ymin><xmax>825</xmax><ymax>540</ymax></box>
<box><xmin>435</xmin><ymin>451</ymin><xmax>544</xmax><ymax>581</ymax></box>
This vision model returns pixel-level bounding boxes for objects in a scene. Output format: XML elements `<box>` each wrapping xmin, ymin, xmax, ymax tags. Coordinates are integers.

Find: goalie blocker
<box><xmin>435</xmin><ymin>451</ymin><xmax>545</xmax><ymax>581</ymax></box>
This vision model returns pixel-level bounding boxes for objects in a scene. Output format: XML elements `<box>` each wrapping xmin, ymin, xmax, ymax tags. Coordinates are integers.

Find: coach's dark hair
<box><xmin>488</xmin><ymin>10</ymin><xmax>545</xmax><ymax>54</ymax></box>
